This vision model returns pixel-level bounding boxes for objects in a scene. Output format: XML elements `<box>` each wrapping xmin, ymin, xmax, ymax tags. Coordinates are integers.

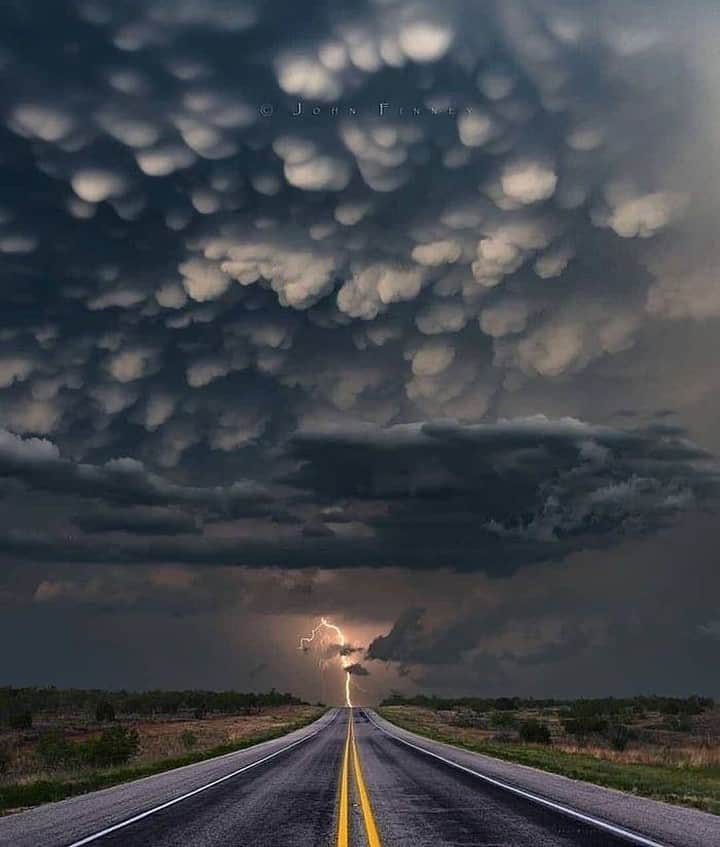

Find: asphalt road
<box><xmin>1</xmin><ymin>707</ymin><xmax>717</xmax><ymax>847</ymax></box>
<box><xmin>356</xmin><ymin>711</ymin><xmax>643</xmax><ymax>847</ymax></box>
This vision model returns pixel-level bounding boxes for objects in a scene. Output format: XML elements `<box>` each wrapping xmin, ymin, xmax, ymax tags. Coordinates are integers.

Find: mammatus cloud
<box><xmin>0</xmin><ymin>1</ymin><xmax>719</xmax><ymax>694</ymax></box>
<box><xmin>0</xmin><ymin>0</ymin><xmax>716</xmax><ymax>467</ymax></box>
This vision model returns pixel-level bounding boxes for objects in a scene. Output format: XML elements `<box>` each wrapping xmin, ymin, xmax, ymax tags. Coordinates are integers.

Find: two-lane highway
<box><xmin>1</xmin><ymin>707</ymin><xmax>717</xmax><ymax>847</ymax></box>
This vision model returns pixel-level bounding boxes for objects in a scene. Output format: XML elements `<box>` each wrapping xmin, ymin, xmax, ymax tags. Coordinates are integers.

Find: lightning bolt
<box><xmin>299</xmin><ymin>617</ymin><xmax>353</xmax><ymax>707</ymax></box>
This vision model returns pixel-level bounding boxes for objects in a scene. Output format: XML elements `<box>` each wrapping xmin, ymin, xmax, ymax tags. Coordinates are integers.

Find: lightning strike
<box><xmin>299</xmin><ymin>617</ymin><xmax>353</xmax><ymax>707</ymax></box>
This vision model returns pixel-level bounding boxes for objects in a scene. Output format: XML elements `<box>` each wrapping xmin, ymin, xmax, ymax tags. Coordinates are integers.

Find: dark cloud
<box><xmin>0</xmin><ymin>417</ymin><xmax>714</xmax><ymax>573</ymax></box>
<box><xmin>366</xmin><ymin>608</ymin><xmax>426</xmax><ymax>663</ymax></box>
<box><xmin>325</xmin><ymin>643</ymin><xmax>363</xmax><ymax>658</ymax></box>
<box><xmin>1</xmin><ymin>514</ymin><xmax>719</xmax><ymax>698</ymax></box>
<box><xmin>345</xmin><ymin>662</ymin><xmax>369</xmax><ymax>676</ymax></box>
<box><xmin>339</xmin><ymin>643</ymin><xmax>363</xmax><ymax>657</ymax></box>
<box><xmin>0</xmin><ymin>0</ymin><xmax>715</xmax><ymax>476</ymax></box>
<box><xmin>72</xmin><ymin>506</ymin><xmax>200</xmax><ymax>536</ymax></box>
<box><xmin>0</xmin><ymin>427</ymin><xmax>272</xmax><ymax>516</ymax></box>
<box><xmin>0</xmin><ymin>0</ymin><xmax>718</xmax><ymax>695</ymax></box>
<box><xmin>286</xmin><ymin>418</ymin><xmax>718</xmax><ymax>569</ymax></box>
<box><xmin>301</xmin><ymin>520</ymin><xmax>336</xmax><ymax>538</ymax></box>
<box><xmin>361</xmin><ymin>514</ymin><xmax>720</xmax><ymax>697</ymax></box>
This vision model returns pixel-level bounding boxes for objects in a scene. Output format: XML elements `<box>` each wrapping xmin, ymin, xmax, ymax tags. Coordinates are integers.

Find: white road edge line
<box><xmin>365</xmin><ymin>711</ymin><xmax>670</xmax><ymax>847</ymax></box>
<box><xmin>65</xmin><ymin>721</ymin><xmax>327</xmax><ymax>847</ymax></box>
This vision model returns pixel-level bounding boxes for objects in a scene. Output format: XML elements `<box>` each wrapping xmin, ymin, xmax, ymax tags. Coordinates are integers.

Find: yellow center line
<box><xmin>337</xmin><ymin>710</ymin><xmax>351</xmax><ymax>847</ymax></box>
<box><xmin>350</xmin><ymin>713</ymin><xmax>383</xmax><ymax>847</ymax></box>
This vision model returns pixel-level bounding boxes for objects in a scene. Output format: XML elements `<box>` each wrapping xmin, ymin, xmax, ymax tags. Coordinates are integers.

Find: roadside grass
<box><xmin>0</xmin><ymin>708</ymin><xmax>325</xmax><ymax>815</ymax></box>
<box><xmin>378</xmin><ymin>706</ymin><xmax>720</xmax><ymax>815</ymax></box>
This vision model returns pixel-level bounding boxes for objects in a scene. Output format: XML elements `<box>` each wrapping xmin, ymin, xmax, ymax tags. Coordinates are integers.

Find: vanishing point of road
<box><xmin>0</xmin><ymin>708</ymin><xmax>716</xmax><ymax>847</ymax></box>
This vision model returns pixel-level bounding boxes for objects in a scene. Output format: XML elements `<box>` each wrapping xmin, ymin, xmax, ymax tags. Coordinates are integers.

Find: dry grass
<box><xmin>381</xmin><ymin>704</ymin><xmax>720</xmax><ymax>769</ymax></box>
<box><xmin>554</xmin><ymin>740</ymin><xmax>720</xmax><ymax>769</ymax></box>
<box><xmin>132</xmin><ymin>706</ymin><xmax>320</xmax><ymax>764</ymax></box>
<box><xmin>380</xmin><ymin>705</ymin><xmax>720</xmax><ymax>814</ymax></box>
<box><xmin>0</xmin><ymin>705</ymin><xmax>322</xmax><ymax>788</ymax></box>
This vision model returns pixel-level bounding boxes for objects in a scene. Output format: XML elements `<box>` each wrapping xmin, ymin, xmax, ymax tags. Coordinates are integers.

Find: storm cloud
<box><xmin>0</xmin><ymin>0</ymin><xmax>719</xmax><ymax>696</ymax></box>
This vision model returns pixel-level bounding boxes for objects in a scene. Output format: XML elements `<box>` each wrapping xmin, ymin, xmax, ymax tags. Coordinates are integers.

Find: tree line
<box><xmin>0</xmin><ymin>687</ymin><xmax>304</xmax><ymax>727</ymax></box>
<box><xmin>380</xmin><ymin>692</ymin><xmax>714</xmax><ymax>716</ymax></box>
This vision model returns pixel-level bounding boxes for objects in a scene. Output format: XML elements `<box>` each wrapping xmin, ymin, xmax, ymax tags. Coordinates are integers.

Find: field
<box><xmin>0</xmin><ymin>688</ymin><xmax>324</xmax><ymax>815</ymax></box>
<box><xmin>379</xmin><ymin>698</ymin><xmax>720</xmax><ymax>815</ymax></box>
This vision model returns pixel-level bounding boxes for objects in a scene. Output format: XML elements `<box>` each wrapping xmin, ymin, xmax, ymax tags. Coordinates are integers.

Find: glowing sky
<box><xmin>1</xmin><ymin>0</ymin><xmax>720</xmax><ymax>701</ymax></box>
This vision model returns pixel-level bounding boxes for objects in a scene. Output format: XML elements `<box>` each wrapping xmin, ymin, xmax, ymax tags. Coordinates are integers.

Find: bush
<box><xmin>608</xmin><ymin>723</ymin><xmax>632</xmax><ymax>752</ymax></box>
<box><xmin>95</xmin><ymin>700</ymin><xmax>116</xmax><ymax>722</ymax></box>
<box><xmin>519</xmin><ymin>719</ymin><xmax>551</xmax><ymax>745</ymax></box>
<box><xmin>180</xmin><ymin>730</ymin><xmax>198</xmax><ymax>750</ymax></box>
<box><xmin>490</xmin><ymin>711</ymin><xmax>516</xmax><ymax>728</ymax></box>
<box><xmin>562</xmin><ymin>716</ymin><xmax>608</xmax><ymax>737</ymax></box>
<box><xmin>83</xmin><ymin>726</ymin><xmax>139</xmax><ymax>768</ymax></box>
<box><xmin>36</xmin><ymin>731</ymin><xmax>81</xmax><ymax>770</ymax></box>
<box><xmin>0</xmin><ymin>746</ymin><xmax>10</xmax><ymax>774</ymax></box>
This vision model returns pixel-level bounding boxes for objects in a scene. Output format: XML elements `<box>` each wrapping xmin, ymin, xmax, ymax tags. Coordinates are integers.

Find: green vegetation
<box><xmin>489</xmin><ymin>711</ymin><xmax>517</xmax><ymax>729</ymax></box>
<box><xmin>379</xmin><ymin>705</ymin><xmax>720</xmax><ymax>815</ymax></box>
<box><xmin>518</xmin><ymin>718</ymin><xmax>551</xmax><ymax>745</ymax></box>
<box><xmin>35</xmin><ymin>727</ymin><xmax>140</xmax><ymax>771</ymax></box>
<box><xmin>0</xmin><ymin>687</ymin><xmax>303</xmax><ymax>727</ymax></box>
<box><xmin>608</xmin><ymin>723</ymin><xmax>632</xmax><ymax>752</ymax></box>
<box><xmin>0</xmin><ymin>710</ymin><xmax>323</xmax><ymax>815</ymax></box>
<box><xmin>380</xmin><ymin>692</ymin><xmax>714</xmax><ymax>716</ymax></box>
<box><xmin>180</xmin><ymin>730</ymin><xmax>198</xmax><ymax>750</ymax></box>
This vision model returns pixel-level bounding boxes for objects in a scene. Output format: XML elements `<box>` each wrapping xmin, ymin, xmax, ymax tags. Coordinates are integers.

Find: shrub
<box><xmin>0</xmin><ymin>746</ymin><xmax>10</xmax><ymax>774</ymax></box>
<box><xmin>608</xmin><ymin>723</ymin><xmax>632</xmax><ymax>752</ymax></box>
<box><xmin>36</xmin><ymin>731</ymin><xmax>81</xmax><ymax>770</ymax></box>
<box><xmin>180</xmin><ymin>730</ymin><xmax>198</xmax><ymax>750</ymax></box>
<box><xmin>490</xmin><ymin>711</ymin><xmax>516</xmax><ymax>728</ymax></box>
<box><xmin>562</xmin><ymin>716</ymin><xmax>608</xmax><ymax>737</ymax></box>
<box><xmin>519</xmin><ymin>719</ymin><xmax>551</xmax><ymax>745</ymax></box>
<box><xmin>83</xmin><ymin>726</ymin><xmax>139</xmax><ymax>768</ymax></box>
<box><xmin>95</xmin><ymin>700</ymin><xmax>116</xmax><ymax>722</ymax></box>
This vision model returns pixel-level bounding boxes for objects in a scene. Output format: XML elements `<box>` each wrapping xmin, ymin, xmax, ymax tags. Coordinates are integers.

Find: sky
<box><xmin>1</xmin><ymin>0</ymin><xmax>719</xmax><ymax>705</ymax></box>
